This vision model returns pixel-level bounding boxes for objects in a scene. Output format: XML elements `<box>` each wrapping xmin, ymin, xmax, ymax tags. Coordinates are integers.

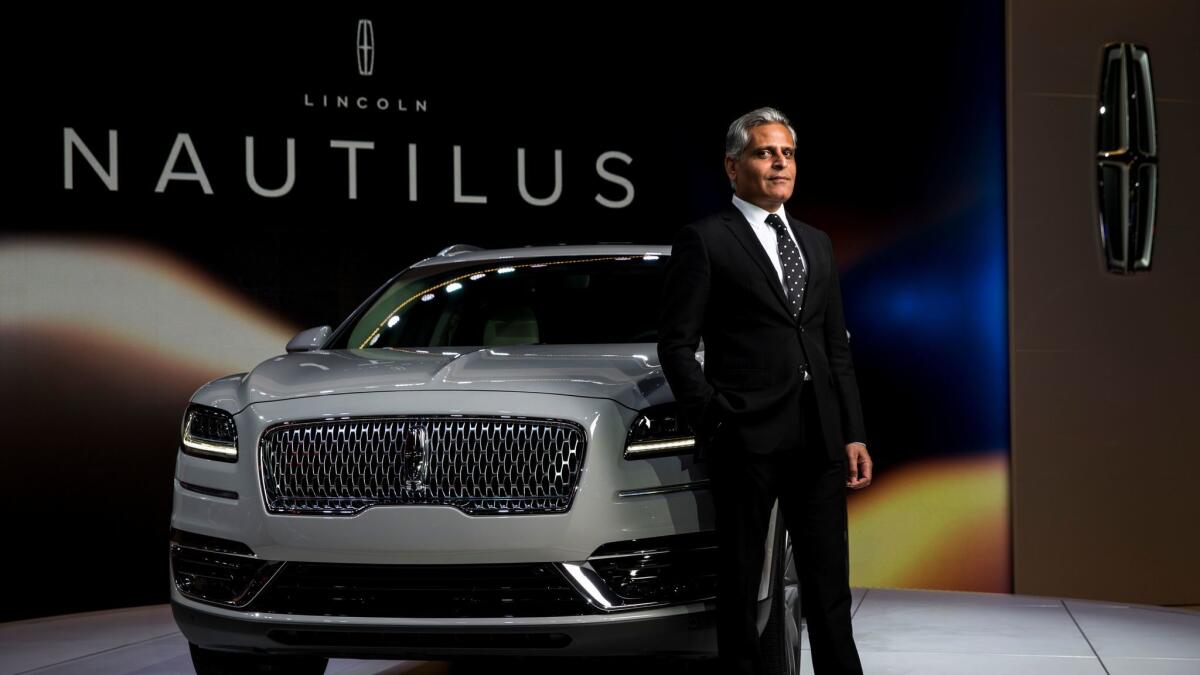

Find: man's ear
<box><xmin>724</xmin><ymin>155</ymin><xmax>737</xmax><ymax>182</ymax></box>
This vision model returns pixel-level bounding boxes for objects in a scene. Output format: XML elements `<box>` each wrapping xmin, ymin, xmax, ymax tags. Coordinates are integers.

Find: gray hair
<box><xmin>724</xmin><ymin>107</ymin><xmax>798</xmax><ymax>160</ymax></box>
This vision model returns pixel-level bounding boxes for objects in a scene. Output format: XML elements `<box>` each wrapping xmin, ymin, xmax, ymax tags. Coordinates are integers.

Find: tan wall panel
<box><xmin>1008</xmin><ymin>0</ymin><xmax>1200</xmax><ymax>605</ymax></box>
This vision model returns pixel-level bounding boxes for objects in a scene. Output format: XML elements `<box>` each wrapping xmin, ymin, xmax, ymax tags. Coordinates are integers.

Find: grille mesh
<box><xmin>259</xmin><ymin>416</ymin><xmax>586</xmax><ymax>515</ymax></box>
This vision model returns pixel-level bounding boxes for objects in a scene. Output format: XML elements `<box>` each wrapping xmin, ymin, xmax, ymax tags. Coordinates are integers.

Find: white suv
<box><xmin>169</xmin><ymin>244</ymin><xmax>801</xmax><ymax>674</ymax></box>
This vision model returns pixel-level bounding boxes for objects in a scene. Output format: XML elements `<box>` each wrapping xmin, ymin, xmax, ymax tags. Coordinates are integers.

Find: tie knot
<box><xmin>765</xmin><ymin>213</ymin><xmax>785</xmax><ymax>230</ymax></box>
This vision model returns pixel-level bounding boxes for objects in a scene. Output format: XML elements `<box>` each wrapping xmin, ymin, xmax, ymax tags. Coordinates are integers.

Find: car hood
<box><xmin>219</xmin><ymin>344</ymin><xmax>672</xmax><ymax>412</ymax></box>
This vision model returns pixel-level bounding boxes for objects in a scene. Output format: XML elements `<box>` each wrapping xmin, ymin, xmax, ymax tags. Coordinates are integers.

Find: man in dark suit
<box><xmin>658</xmin><ymin>107</ymin><xmax>872</xmax><ymax>674</ymax></box>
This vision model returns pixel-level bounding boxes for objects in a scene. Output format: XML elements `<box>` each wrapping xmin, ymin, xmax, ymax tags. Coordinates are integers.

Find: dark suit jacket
<box><xmin>657</xmin><ymin>204</ymin><xmax>867</xmax><ymax>462</ymax></box>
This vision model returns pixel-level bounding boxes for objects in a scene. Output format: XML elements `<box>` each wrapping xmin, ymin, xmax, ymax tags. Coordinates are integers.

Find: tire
<box><xmin>188</xmin><ymin>642</ymin><xmax>328</xmax><ymax>675</ymax></box>
<box><xmin>760</xmin><ymin>518</ymin><xmax>802</xmax><ymax>675</ymax></box>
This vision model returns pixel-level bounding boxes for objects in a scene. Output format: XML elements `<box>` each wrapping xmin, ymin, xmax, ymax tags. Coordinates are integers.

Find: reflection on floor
<box><xmin>2</xmin><ymin>588</ymin><xmax>1198</xmax><ymax>675</ymax></box>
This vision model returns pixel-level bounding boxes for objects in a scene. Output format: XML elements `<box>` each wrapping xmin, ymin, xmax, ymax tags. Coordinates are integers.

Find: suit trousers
<box><xmin>709</xmin><ymin>379</ymin><xmax>864</xmax><ymax>675</ymax></box>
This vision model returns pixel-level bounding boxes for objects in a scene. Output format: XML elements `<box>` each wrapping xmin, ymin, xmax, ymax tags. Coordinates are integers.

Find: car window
<box><xmin>330</xmin><ymin>255</ymin><xmax>668</xmax><ymax>349</ymax></box>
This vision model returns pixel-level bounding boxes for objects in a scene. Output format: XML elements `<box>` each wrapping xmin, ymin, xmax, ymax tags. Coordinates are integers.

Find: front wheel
<box><xmin>760</xmin><ymin>523</ymin><xmax>802</xmax><ymax>674</ymax></box>
<box><xmin>188</xmin><ymin>642</ymin><xmax>327</xmax><ymax>675</ymax></box>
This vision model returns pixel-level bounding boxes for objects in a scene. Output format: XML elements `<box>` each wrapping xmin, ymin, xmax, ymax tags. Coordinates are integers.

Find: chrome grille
<box><xmin>259</xmin><ymin>416</ymin><xmax>587</xmax><ymax>516</ymax></box>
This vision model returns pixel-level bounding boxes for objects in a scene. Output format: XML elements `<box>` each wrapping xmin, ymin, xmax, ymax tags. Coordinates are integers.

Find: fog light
<box><xmin>562</xmin><ymin>531</ymin><xmax>718</xmax><ymax>611</ymax></box>
<box><xmin>169</xmin><ymin>529</ymin><xmax>281</xmax><ymax>608</ymax></box>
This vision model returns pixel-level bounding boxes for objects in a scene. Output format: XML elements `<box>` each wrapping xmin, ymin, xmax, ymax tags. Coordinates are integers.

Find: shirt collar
<box><xmin>731</xmin><ymin>193</ymin><xmax>788</xmax><ymax>231</ymax></box>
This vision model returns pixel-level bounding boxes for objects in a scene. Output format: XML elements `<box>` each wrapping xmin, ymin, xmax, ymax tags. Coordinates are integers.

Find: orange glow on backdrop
<box><xmin>0</xmin><ymin>237</ymin><xmax>297</xmax><ymax>375</ymax></box>
<box><xmin>848</xmin><ymin>451</ymin><xmax>1010</xmax><ymax>592</ymax></box>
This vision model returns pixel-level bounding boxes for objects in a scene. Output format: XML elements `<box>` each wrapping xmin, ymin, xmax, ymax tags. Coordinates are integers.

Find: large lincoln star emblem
<box><xmin>403</xmin><ymin>423</ymin><xmax>430</xmax><ymax>493</ymax></box>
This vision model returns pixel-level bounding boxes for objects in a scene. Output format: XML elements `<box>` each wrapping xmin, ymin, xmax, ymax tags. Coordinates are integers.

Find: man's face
<box><xmin>725</xmin><ymin>122</ymin><xmax>796</xmax><ymax>210</ymax></box>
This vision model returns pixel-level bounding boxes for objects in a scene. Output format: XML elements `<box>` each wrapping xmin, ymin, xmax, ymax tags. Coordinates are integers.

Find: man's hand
<box><xmin>845</xmin><ymin>442</ymin><xmax>872</xmax><ymax>489</ymax></box>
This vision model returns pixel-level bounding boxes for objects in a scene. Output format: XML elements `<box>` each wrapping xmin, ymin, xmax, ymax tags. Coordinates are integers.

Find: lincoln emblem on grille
<box><xmin>403</xmin><ymin>423</ymin><xmax>430</xmax><ymax>493</ymax></box>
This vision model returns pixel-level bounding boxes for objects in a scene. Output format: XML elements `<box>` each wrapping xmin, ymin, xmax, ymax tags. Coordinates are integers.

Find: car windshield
<box><xmin>326</xmin><ymin>254</ymin><xmax>669</xmax><ymax>349</ymax></box>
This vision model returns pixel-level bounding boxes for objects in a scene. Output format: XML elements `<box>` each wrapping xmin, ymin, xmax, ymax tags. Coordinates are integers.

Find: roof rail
<box><xmin>436</xmin><ymin>244</ymin><xmax>485</xmax><ymax>257</ymax></box>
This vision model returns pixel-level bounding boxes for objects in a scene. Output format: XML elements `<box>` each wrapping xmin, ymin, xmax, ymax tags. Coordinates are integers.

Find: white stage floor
<box><xmin>2</xmin><ymin>587</ymin><xmax>1197</xmax><ymax>674</ymax></box>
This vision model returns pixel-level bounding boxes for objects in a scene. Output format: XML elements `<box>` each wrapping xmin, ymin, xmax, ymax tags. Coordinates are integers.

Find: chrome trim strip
<box><xmin>232</xmin><ymin>561</ymin><xmax>287</xmax><ymax>609</ymax></box>
<box><xmin>169</xmin><ymin>542</ymin><xmax>258</xmax><ymax>560</ymax></box>
<box><xmin>178</xmin><ymin>480</ymin><xmax>238</xmax><ymax>501</ymax></box>
<box><xmin>617</xmin><ymin>479</ymin><xmax>710</xmax><ymax>498</ymax></box>
<box><xmin>170</xmin><ymin>588</ymin><xmax>710</xmax><ymax>626</ymax></box>
<box><xmin>588</xmin><ymin>544</ymin><xmax>718</xmax><ymax>561</ymax></box>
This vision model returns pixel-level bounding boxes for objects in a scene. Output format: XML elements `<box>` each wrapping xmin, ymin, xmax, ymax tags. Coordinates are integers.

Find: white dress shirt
<box><xmin>731</xmin><ymin>193</ymin><xmax>807</xmax><ymax>294</ymax></box>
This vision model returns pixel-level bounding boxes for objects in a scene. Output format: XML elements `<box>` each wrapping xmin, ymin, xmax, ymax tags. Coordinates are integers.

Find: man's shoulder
<box><xmin>784</xmin><ymin>211</ymin><xmax>822</xmax><ymax>233</ymax></box>
<box><xmin>680</xmin><ymin>206</ymin><xmax>737</xmax><ymax>238</ymax></box>
<box><xmin>786</xmin><ymin>213</ymin><xmax>833</xmax><ymax>246</ymax></box>
<box><xmin>688</xmin><ymin>208</ymin><xmax>732</xmax><ymax>228</ymax></box>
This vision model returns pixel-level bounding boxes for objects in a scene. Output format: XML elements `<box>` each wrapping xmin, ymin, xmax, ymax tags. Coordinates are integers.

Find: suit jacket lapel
<box><xmin>787</xmin><ymin>211</ymin><xmax>823</xmax><ymax>324</ymax></box>
<box><xmin>720</xmin><ymin>206</ymin><xmax>793</xmax><ymax>320</ymax></box>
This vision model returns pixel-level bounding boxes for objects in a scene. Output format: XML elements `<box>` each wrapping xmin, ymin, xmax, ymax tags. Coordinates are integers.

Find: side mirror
<box><xmin>286</xmin><ymin>326</ymin><xmax>331</xmax><ymax>353</ymax></box>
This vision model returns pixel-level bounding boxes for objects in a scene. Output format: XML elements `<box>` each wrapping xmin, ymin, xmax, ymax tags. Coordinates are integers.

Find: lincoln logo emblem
<box><xmin>403</xmin><ymin>423</ymin><xmax>430</xmax><ymax>493</ymax></box>
<box><xmin>1096</xmin><ymin>43</ymin><xmax>1158</xmax><ymax>273</ymax></box>
<box><xmin>356</xmin><ymin>19</ymin><xmax>375</xmax><ymax>77</ymax></box>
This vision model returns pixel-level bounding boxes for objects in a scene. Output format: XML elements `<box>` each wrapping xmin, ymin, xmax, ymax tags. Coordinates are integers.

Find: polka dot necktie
<box><xmin>766</xmin><ymin>213</ymin><xmax>805</xmax><ymax>320</ymax></box>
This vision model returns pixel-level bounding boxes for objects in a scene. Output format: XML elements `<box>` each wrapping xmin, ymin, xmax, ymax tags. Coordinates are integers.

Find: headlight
<box><xmin>623</xmin><ymin>403</ymin><xmax>695</xmax><ymax>460</ymax></box>
<box><xmin>181</xmin><ymin>404</ymin><xmax>238</xmax><ymax>462</ymax></box>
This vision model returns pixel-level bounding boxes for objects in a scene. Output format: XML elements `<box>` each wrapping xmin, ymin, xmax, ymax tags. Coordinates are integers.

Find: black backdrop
<box><xmin>3</xmin><ymin>5</ymin><xmax>1005</xmax><ymax>621</ymax></box>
